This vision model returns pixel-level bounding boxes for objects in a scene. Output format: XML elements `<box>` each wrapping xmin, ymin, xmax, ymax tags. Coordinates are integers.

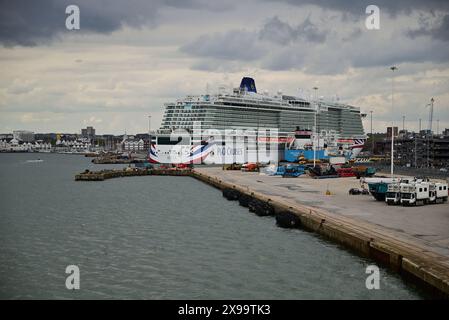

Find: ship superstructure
<box><xmin>160</xmin><ymin>77</ymin><xmax>364</xmax><ymax>137</ymax></box>
<box><xmin>152</xmin><ymin>77</ymin><xmax>366</xmax><ymax>164</ymax></box>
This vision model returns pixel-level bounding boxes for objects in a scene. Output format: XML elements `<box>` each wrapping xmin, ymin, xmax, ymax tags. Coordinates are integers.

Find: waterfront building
<box><xmin>13</xmin><ymin>130</ymin><xmax>35</xmax><ymax>142</ymax></box>
<box><xmin>122</xmin><ymin>138</ymin><xmax>145</xmax><ymax>152</ymax></box>
<box><xmin>0</xmin><ymin>138</ymin><xmax>51</xmax><ymax>152</ymax></box>
<box><xmin>54</xmin><ymin>137</ymin><xmax>92</xmax><ymax>153</ymax></box>
<box><xmin>81</xmin><ymin>126</ymin><xmax>96</xmax><ymax>141</ymax></box>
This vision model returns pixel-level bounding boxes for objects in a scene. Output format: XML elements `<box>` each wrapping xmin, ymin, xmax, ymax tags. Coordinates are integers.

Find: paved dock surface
<box><xmin>195</xmin><ymin>167</ymin><xmax>449</xmax><ymax>264</ymax></box>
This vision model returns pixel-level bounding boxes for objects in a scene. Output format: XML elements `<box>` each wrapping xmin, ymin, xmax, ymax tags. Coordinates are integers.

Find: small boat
<box><xmin>26</xmin><ymin>159</ymin><xmax>44</xmax><ymax>163</ymax></box>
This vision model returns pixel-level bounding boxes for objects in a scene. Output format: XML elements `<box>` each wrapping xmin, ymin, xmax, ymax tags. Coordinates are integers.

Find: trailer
<box><xmin>368</xmin><ymin>182</ymin><xmax>389</xmax><ymax>201</ymax></box>
<box><xmin>365</xmin><ymin>177</ymin><xmax>410</xmax><ymax>202</ymax></box>
<box><xmin>337</xmin><ymin>167</ymin><xmax>356</xmax><ymax>177</ymax></box>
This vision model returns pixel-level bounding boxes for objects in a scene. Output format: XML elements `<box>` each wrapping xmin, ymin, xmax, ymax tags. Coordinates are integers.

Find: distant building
<box><xmin>0</xmin><ymin>133</ymin><xmax>13</xmax><ymax>140</ymax></box>
<box><xmin>100</xmin><ymin>134</ymin><xmax>121</xmax><ymax>151</ymax></box>
<box><xmin>81</xmin><ymin>126</ymin><xmax>96</xmax><ymax>141</ymax></box>
<box><xmin>396</xmin><ymin>133</ymin><xmax>449</xmax><ymax>168</ymax></box>
<box><xmin>375</xmin><ymin>129</ymin><xmax>449</xmax><ymax>168</ymax></box>
<box><xmin>13</xmin><ymin>130</ymin><xmax>35</xmax><ymax>142</ymax></box>
<box><xmin>0</xmin><ymin>137</ymin><xmax>51</xmax><ymax>152</ymax></box>
<box><xmin>386</xmin><ymin>127</ymin><xmax>398</xmax><ymax>138</ymax></box>
<box><xmin>443</xmin><ymin>128</ymin><xmax>449</xmax><ymax>137</ymax></box>
<box><xmin>55</xmin><ymin>137</ymin><xmax>91</xmax><ymax>152</ymax></box>
<box><xmin>34</xmin><ymin>133</ymin><xmax>58</xmax><ymax>144</ymax></box>
<box><xmin>122</xmin><ymin>138</ymin><xmax>145</xmax><ymax>152</ymax></box>
<box><xmin>135</xmin><ymin>133</ymin><xmax>150</xmax><ymax>150</ymax></box>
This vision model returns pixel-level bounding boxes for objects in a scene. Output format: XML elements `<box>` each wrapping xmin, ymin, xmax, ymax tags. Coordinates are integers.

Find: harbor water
<box><xmin>0</xmin><ymin>153</ymin><xmax>425</xmax><ymax>299</ymax></box>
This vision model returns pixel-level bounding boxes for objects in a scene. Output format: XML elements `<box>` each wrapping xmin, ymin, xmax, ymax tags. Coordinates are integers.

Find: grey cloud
<box><xmin>267</xmin><ymin>0</ymin><xmax>449</xmax><ymax>16</ymax></box>
<box><xmin>181</xmin><ymin>15</ymin><xmax>327</xmax><ymax>64</ymax></box>
<box><xmin>259</xmin><ymin>16</ymin><xmax>327</xmax><ymax>44</ymax></box>
<box><xmin>180</xmin><ymin>30</ymin><xmax>264</xmax><ymax>60</ymax></box>
<box><xmin>347</xmin><ymin>28</ymin><xmax>362</xmax><ymax>41</ymax></box>
<box><xmin>298</xmin><ymin>17</ymin><xmax>327</xmax><ymax>42</ymax></box>
<box><xmin>261</xmin><ymin>49</ymin><xmax>305</xmax><ymax>71</ymax></box>
<box><xmin>407</xmin><ymin>14</ymin><xmax>449</xmax><ymax>41</ymax></box>
<box><xmin>259</xmin><ymin>16</ymin><xmax>297</xmax><ymax>45</ymax></box>
<box><xmin>190</xmin><ymin>59</ymin><xmax>244</xmax><ymax>72</ymax></box>
<box><xmin>181</xmin><ymin>11</ymin><xmax>449</xmax><ymax>75</ymax></box>
<box><xmin>0</xmin><ymin>0</ymin><xmax>223</xmax><ymax>46</ymax></box>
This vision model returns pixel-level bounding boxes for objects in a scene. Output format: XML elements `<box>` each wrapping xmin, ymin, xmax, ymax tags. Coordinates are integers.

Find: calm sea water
<box><xmin>0</xmin><ymin>153</ymin><xmax>424</xmax><ymax>299</ymax></box>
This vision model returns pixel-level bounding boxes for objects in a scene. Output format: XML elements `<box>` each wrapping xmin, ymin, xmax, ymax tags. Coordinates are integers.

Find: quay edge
<box><xmin>191</xmin><ymin>169</ymin><xmax>449</xmax><ymax>298</ymax></box>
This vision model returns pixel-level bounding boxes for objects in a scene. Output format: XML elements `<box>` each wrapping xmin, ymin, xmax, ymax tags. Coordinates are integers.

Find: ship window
<box><xmin>157</xmin><ymin>136</ymin><xmax>190</xmax><ymax>145</ymax></box>
<box><xmin>419</xmin><ymin>188</ymin><xmax>422</xmax><ymax>192</ymax></box>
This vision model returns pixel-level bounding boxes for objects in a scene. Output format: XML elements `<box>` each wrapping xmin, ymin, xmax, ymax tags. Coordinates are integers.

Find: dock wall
<box><xmin>191</xmin><ymin>170</ymin><xmax>449</xmax><ymax>298</ymax></box>
<box><xmin>75</xmin><ymin>169</ymin><xmax>192</xmax><ymax>181</ymax></box>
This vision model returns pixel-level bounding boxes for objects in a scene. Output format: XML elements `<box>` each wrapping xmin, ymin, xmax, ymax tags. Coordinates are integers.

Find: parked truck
<box><xmin>400</xmin><ymin>182</ymin><xmax>430</xmax><ymax>206</ymax></box>
<box><xmin>385</xmin><ymin>183</ymin><xmax>401</xmax><ymax>205</ymax></box>
<box><xmin>434</xmin><ymin>182</ymin><xmax>448</xmax><ymax>203</ymax></box>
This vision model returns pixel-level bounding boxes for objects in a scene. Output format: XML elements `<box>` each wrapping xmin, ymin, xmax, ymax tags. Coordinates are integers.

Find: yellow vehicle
<box><xmin>223</xmin><ymin>163</ymin><xmax>242</xmax><ymax>170</ymax></box>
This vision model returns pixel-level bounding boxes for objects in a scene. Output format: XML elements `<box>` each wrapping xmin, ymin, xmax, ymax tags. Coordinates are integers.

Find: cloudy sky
<box><xmin>0</xmin><ymin>0</ymin><xmax>448</xmax><ymax>134</ymax></box>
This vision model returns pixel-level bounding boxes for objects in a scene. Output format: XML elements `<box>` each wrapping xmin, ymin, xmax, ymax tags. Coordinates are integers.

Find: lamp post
<box><xmin>414</xmin><ymin>134</ymin><xmax>417</xmax><ymax>168</ymax></box>
<box><xmin>370</xmin><ymin>110</ymin><xmax>374</xmax><ymax>155</ymax></box>
<box><xmin>390</xmin><ymin>66</ymin><xmax>397</xmax><ymax>177</ymax></box>
<box><xmin>148</xmin><ymin>115</ymin><xmax>152</xmax><ymax>151</ymax></box>
<box><xmin>428</xmin><ymin>97</ymin><xmax>434</xmax><ymax>134</ymax></box>
<box><xmin>426</xmin><ymin>98</ymin><xmax>434</xmax><ymax>167</ymax></box>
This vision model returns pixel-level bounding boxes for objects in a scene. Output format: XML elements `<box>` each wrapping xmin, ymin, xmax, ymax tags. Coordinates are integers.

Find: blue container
<box><xmin>284</xmin><ymin>149</ymin><xmax>328</xmax><ymax>162</ymax></box>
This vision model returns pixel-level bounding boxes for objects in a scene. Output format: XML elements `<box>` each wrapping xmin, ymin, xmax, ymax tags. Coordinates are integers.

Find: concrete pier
<box><xmin>91</xmin><ymin>157</ymin><xmax>146</xmax><ymax>164</ymax></box>
<box><xmin>192</xmin><ymin>167</ymin><xmax>449</xmax><ymax>297</ymax></box>
<box><xmin>75</xmin><ymin>168</ymin><xmax>192</xmax><ymax>181</ymax></box>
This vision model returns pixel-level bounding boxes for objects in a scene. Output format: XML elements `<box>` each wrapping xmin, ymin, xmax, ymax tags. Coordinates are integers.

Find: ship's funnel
<box><xmin>240</xmin><ymin>77</ymin><xmax>257</xmax><ymax>93</ymax></box>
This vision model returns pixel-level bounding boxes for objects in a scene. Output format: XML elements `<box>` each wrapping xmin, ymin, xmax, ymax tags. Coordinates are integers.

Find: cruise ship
<box><xmin>150</xmin><ymin>77</ymin><xmax>366</xmax><ymax>164</ymax></box>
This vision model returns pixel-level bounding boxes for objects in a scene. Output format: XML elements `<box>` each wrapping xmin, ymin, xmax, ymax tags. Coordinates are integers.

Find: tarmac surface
<box><xmin>195</xmin><ymin>167</ymin><xmax>449</xmax><ymax>263</ymax></box>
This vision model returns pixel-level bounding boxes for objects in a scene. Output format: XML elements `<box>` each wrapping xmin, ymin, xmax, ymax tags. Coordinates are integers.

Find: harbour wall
<box><xmin>75</xmin><ymin>168</ymin><xmax>192</xmax><ymax>181</ymax></box>
<box><xmin>191</xmin><ymin>170</ymin><xmax>449</xmax><ymax>298</ymax></box>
